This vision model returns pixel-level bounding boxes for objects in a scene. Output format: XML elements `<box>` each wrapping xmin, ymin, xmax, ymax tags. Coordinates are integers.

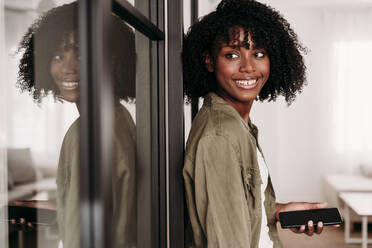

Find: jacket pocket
<box><xmin>241</xmin><ymin>167</ymin><xmax>262</xmax><ymax>211</ymax></box>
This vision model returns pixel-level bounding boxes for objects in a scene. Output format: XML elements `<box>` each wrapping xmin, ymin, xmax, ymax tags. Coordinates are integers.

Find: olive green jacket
<box><xmin>56</xmin><ymin>104</ymin><xmax>137</xmax><ymax>248</ymax></box>
<box><xmin>183</xmin><ymin>93</ymin><xmax>283</xmax><ymax>248</ymax></box>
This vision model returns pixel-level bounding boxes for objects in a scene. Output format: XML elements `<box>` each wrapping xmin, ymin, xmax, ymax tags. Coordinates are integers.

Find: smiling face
<box><xmin>50</xmin><ymin>32</ymin><xmax>80</xmax><ymax>103</ymax></box>
<box><xmin>206</xmin><ymin>27</ymin><xmax>270</xmax><ymax>115</ymax></box>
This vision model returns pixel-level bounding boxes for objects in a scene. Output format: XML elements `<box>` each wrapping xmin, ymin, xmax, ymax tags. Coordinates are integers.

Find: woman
<box><xmin>183</xmin><ymin>0</ymin><xmax>336</xmax><ymax>247</ymax></box>
<box><xmin>17</xmin><ymin>2</ymin><xmax>137</xmax><ymax>247</ymax></box>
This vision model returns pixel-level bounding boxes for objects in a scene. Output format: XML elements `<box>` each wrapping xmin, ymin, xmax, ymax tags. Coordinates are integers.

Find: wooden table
<box><xmin>339</xmin><ymin>192</ymin><xmax>372</xmax><ymax>248</ymax></box>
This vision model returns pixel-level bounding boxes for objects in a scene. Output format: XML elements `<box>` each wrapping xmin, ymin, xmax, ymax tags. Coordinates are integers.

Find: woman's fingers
<box><xmin>316</xmin><ymin>202</ymin><xmax>328</xmax><ymax>209</ymax></box>
<box><xmin>290</xmin><ymin>221</ymin><xmax>327</xmax><ymax>235</ymax></box>
<box><xmin>306</xmin><ymin>220</ymin><xmax>314</xmax><ymax>236</ymax></box>
<box><xmin>27</xmin><ymin>221</ymin><xmax>34</xmax><ymax>231</ymax></box>
<box><xmin>19</xmin><ymin>218</ymin><xmax>27</xmax><ymax>232</ymax></box>
<box><xmin>8</xmin><ymin>218</ymin><xmax>35</xmax><ymax>232</ymax></box>
<box><xmin>290</xmin><ymin>225</ymin><xmax>306</xmax><ymax>234</ymax></box>
<box><xmin>315</xmin><ymin>221</ymin><xmax>323</xmax><ymax>235</ymax></box>
<box><xmin>15</xmin><ymin>218</ymin><xmax>35</xmax><ymax>232</ymax></box>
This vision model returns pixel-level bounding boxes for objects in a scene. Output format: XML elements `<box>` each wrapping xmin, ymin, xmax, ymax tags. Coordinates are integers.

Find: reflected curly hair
<box><xmin>17</xmin><ymin>1</ymin><xmax>136</xmax><ymax>103</ymax></box>
<box><xmin>183</xmin><ymin>0</ymin><xmax>307</xmax><ymax>104</ymax></box>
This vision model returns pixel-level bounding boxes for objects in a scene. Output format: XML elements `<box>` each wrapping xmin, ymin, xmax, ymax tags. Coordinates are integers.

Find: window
<box><xmin>333</xmin><ymin>41</ymin><xmax>372</xmax><ymax>155</ymax></box>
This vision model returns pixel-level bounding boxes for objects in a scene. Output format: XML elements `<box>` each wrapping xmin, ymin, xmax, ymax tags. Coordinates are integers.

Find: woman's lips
<box><xmin>234</xmin><ymin>78</ymin><xmax>259</xmax><ymax>89</ymax></box>
<box><xmin>60</xmin><ymin>81</ymin><xmax>79</xmax><ymax>90</ymax></box>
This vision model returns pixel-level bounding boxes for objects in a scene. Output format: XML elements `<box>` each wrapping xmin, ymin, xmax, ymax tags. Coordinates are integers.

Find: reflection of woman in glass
<box><xmin>183</xmin><ymin>0</ymin><xmax>337</xmax><ymax>247</ymax></box>
<box><xmin>17</xmin><ymin>2</ymin><xmax>136</xmax><ymax>248</ymax></box>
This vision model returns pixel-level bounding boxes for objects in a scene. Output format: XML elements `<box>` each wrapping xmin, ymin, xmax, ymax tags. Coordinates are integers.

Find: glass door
<box><xmin>1</xmin><ymin>1</ymin><xmax>81</xmax><ymax>248</ymax></box>
<box><xmin>0</xmin><ymin>0</ymin><xmax>185</xmax><ymax>247</ymax></box>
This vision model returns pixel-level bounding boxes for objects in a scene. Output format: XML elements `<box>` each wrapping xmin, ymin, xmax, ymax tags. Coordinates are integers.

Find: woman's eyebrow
<box><xmin>62</xmin><ymin>43</ymin><xmax>79</xmax><ymax>51</ymax></box>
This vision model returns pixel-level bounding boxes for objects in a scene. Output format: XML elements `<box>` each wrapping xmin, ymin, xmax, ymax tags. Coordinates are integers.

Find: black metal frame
<box><xmin>79</xmin><ymin>0</ymin><xmax>186</xmax><ymax>247</ymax></box>
<box><xmin>133</xmin><ymin>1</ymin><xmax>164</xmax><ymax>247</ymax></box>
<box><xmin>79</xmin><ymin>0</ymin><xmax>114</xmax><ymax>247</ymax></box>
<box><xmin>113</xmin><ymin>0</ymin><xmax>164</xmax><ymax>40</ymax></box>
<box><xmin>150</xmin><ymin>1</ymin><xmax>167</xmax><ymax>246</ymax></box>
<box><xmin>167</xmin><ymin>0</ymin><xmax>185</xmax><ymax>247</ymax></box>
<box><xmin>191</xmin><ymin>0</ymin><xmax>199</xmax><ymax>120</ymax></box>
<box><xmin>79</xmin><ymin>0</ymin><xmax>167</xmax><ymax>248</ymax></box>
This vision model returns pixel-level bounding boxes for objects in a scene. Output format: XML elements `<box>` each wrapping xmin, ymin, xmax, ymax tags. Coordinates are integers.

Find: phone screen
<box><xmin>279</xmin><ymin>208</ymin><xmax>343</xmax><ymax>228</ymax></box>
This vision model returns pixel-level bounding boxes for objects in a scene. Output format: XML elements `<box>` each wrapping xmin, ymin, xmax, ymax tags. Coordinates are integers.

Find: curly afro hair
<box><xmin>183</xmin><ymin>0</ymin><xmax>307</xmax><ymax>104</ymax></box>
<box><xmin>17</xmin><ymin>1</ymin><xmax>136</xmax><ymax>103</ymax></box>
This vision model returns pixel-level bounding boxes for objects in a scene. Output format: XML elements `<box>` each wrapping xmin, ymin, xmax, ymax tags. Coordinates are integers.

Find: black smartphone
<box><xmin>279</xmin><ymin>208</ymin><xmax>343</xmax><ymax>229</ymax></box>
<box><xmin>3</xmin><ymin>205</ymin><xmax>57</xmax><ymax>226</ymax></box>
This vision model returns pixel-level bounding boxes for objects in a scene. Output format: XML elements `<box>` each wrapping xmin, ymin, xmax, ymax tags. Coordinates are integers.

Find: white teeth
<box><xmin>62</xmin><ymin>81</ymin><xmax>78</xmax><ymax>87</ymax></box>
<box><xmin>236</xmin><ymin>79</ymin><xmax>257</xmax><ymax>86</ymax></box>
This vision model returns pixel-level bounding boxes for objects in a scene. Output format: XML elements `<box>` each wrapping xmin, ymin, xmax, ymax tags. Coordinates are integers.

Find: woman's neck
<box><xmin>230</xmin><ymin>101</ymin><xmax>253</xmax><ymax>123</ymax></box>
<box><xmin>216</xmin><ymin>91</ymin><xmax>254</xmax><ymax>123</ymax></box>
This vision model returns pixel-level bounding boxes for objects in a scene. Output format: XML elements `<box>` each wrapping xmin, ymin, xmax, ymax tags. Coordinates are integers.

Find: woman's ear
<box><xmin>204</xmin><ymin>53</ymin><xmax>214</xmax><ymax>72</ymax></box>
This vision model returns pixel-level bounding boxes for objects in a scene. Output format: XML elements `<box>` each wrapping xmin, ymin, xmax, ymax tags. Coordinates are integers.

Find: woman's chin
<box><xmin>60</xmin><ymin>93</ymin><xmax>79</xmax><ymax>103</ymax></box>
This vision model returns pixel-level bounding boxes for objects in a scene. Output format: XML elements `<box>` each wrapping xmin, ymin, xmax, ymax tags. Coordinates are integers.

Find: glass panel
<box><xmin>1</xmin><ymin>1</ymin><xmax>79</xmax><ymax>248</ymax></box>
<box><xmin>107</xmin><ymin>0</ymin><xmax>154</xmax><ymax>244</ymax></box>
<box><xmin>1</xmin><ymin>0</ymin><xmax>156</xmax><ymax>247</ymax></box>
<box><xmin>127</xmin><ymin>0</ymin><xmax>151</xmax><ymax>21</ymax></box>
<box><xmin>108</xmin><ymin>9</ymin><xmax>138</xmax><ymax>248</ymax></box>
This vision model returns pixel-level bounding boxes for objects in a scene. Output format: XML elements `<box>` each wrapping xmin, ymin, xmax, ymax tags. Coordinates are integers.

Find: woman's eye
<box><xmin>255</xmin><ymin>52</ymin><xmax>265</xmax><ymax>58</ymax></box>
<box><xmin>53</xmin><ymin>55</ymin><xmax>63</xmax><ymax>61</ymax></box>
<box><xmin>225</xmin><ymin>53</ymin><xmax>239</xmax><ymax>59</ymax></box>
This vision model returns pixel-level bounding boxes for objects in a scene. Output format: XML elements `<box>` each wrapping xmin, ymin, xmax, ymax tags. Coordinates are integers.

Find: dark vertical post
<box><xmin>79</xmin><ymin>0</ymin><xmax>114</xmax><ymax>247</ymax></box>
<box><xmin>168</xmin><ymin>0</ymin><xmax>184</xmax><ymax>247</ymax></box>
<box><xmin>112</xmin><ymin>0</ymin><xmax>165</xmax><ymax>247</ymax></box>
<box><xmin>191</xmin><ymin>0</ymin><xmax>199</xmax><ymax>120</ymax></box>
<box><xmin>135</xmin><ymin>1</ymin><xmax>156</xmax><ymax>247</ymax></box>
<box><xmin>150</xmin><ymin>0</ymin><xmax>167</xmax><ymax>247</ymax></box>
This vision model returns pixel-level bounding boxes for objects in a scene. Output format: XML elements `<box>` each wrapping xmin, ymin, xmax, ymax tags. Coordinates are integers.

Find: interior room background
<box><xmin>0</xmin><ymin>0</ymin><xmax>371</xmax><ymax>223</ymax></box>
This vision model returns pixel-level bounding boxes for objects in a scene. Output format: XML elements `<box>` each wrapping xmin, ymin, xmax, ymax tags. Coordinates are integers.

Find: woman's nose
<box><xmin>239</xmin><ymin>55</ymin><xmax>255</xmax><ymax>73</ymax></box>
<box><xmin>62</xmin><ymin>52</ymin><xmax>79</xmax><ymax>74</ymax></box>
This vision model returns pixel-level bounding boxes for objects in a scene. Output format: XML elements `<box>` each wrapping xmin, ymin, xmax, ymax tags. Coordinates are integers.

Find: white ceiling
<box><xmin>4</xmin><ymin>0</ymin><xmax>74</xmax><ymax>11</ymax></box>
<box><xmin>200</xmin><ymin>0</ymin><xmax>372</xmax><ymax>18</ymax></box>
<box><xmin>5</xmin><ymin>0</ymin><xmax>372</xmax><ymax>12</ymax></box>
<box><xmin>203</xmin><ymin>0</ymin><xmax>372</xmax><ymax>8</ymax></box>
<box><xmin>259</xmin><ymin>0</ymin><xmax>372</xmax><ymax>7</ymax></box>
<box><xmin>4</xmin><ymin>0</ymin><xmax>40</xmax><ymax>10</ymax></box>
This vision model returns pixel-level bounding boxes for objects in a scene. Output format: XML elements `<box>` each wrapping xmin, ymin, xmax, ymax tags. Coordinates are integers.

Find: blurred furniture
<box><xmin>6</xmin><ymin>148</ymin><xmax>59</xmax><ymax>248</ymax></box>
<box><xmin>7</xmin><ymin>148</ymin><xmax>57</xmax><ymax>202</ymax></box>
<box><xmin>339</xmin><ymin>192</ymin><xmax>372</xmax><ymax>248</ymax></box>
<box><xmin>324</xmin><ymin>174</ymin><xmax>372</xmax><ymax>222</ymax></box>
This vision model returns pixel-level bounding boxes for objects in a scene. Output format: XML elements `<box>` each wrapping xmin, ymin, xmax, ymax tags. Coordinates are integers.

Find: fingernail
<box><xmin>319</xmin><ymin>222</ymin><xmax>323</xmax><ymax>227</ymax></box>
<box><xmin>309</xmin><ymin>220</ymin><xmax>313</xmax><ymax>226</ymax></box>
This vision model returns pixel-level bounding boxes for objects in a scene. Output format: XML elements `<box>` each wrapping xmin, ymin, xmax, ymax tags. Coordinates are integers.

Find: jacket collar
<box><xmin>204</xmin><ymin>92</ymin><xmax>259</xmax><ymax>139</ymax></box>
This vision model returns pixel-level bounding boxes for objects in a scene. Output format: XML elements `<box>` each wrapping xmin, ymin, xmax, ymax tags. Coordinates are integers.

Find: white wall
<box><xmin>251</xmin><ymin>4</ymin><xmax>336</xmax><ymax>203</ymax></box>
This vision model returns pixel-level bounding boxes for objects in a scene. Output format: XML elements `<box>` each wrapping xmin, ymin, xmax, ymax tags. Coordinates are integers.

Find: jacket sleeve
<box><xmin>193</xmin><ymin>135</ymin><xmax>252</xmax><ymax>248</ymax></box>
<box><xmin>112</xmin><ymin>140</ymin><xmax>137</xmax><ymax>248</ymax></box>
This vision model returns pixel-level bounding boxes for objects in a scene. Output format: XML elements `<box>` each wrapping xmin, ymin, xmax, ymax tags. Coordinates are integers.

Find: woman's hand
<box><xmin>275</xmin><ymin>202</ymin><xmax>340</xmax><ymax>236</ymax></box>
<box><xmin>8</xmin><ymin>200</ymin><xmax>57</xmax><ymax>233</ymax></box>
<box><xmin>9</xmin><ymin>218</ymin><xmax>34</xmax><ymax>233</ymax></box>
